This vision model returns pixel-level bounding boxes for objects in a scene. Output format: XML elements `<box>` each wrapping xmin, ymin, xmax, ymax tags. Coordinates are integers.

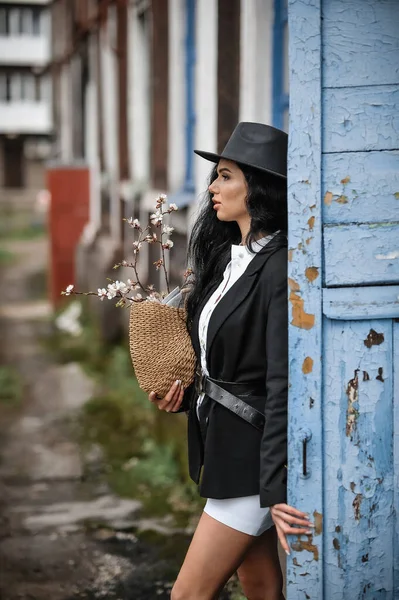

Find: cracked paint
<box><xmin>364</xmin><ymin>328</ymin><xmax>384</xmax><ymax>348</ymax></box>
<box><xmin>313</xmin><ymin>511</ymin><xmax>322</xmax><ymax>535</ymax></box>
<box><xmin>289</xmin><ymin>292</ymin><xmax>315</xmax><ymax>330</ymax></box>
<box><xmin>305</xmin><ymin>267</ymin><xmax>319</xmax><ymax>282</ymax></box>
<box><xmin>302</xmin><ymin>357</ymin><xmax>313</xmax><ymax>374</ymax></box>
<box><xmin>291</xmin><ymin>534</ymin><xmax>319</xmax><ymax>561</ymax></box>
<box><xmin>340</xmin><ymin>176</ymin><xmax>350</xmax><ymax>184</ymax></box>
<box><xmin>346</xmin><ymin>369</ymin><xmax>359</xmax><ymax>439</ymax></box>
<box><xmin>353</xmin><ymin>493</ymin><xmax>362</xmax><ymax>520</ymax></box>
<box><xmin>288</xmin><ymin>249</ymin><xmax>294</xmax><ymax>262</ymax></box>
<box><xmin>288</xmin><ymin>277</ymin><xmax>300</xmax><ymax>292</ymax></box>
<box><xmin>376</xmin><ymin>367</ymin><xmax>384</xmax><ymax>382</ymax></box>
<box><xmin>324</xmin><ymin>191</ymin><xmax>333</xmax><ymax>206</ymax></box>
<box><xmin>336</xmin><ymin>195</ymin><xmax>348</xmax><ymax>204</ymax></box>
<box><xmin>307</xmin><ymin>216</ymin><xmax>315</xmax><ymax>231</ymax></box>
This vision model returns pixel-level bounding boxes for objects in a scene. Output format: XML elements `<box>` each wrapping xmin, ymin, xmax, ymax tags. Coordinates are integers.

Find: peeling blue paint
<box><xmin>288</xmin><ymin>0</ymin><xmax>399</xmax><ymax>596</ymax></box>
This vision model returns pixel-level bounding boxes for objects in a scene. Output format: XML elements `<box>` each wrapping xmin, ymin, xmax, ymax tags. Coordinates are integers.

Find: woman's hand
<box><xmin>148</xmin><ymin>379</ymin><xmax>184</xmax><ymax>412</ymax></box>
<box><xmin>270</xmin><ymin>503</ymin><xmax>315</xmax><ymax>555</ymax></box>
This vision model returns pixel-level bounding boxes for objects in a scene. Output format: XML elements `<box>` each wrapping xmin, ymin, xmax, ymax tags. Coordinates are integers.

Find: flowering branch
<box><xmin>61</xmin><ymin>195</ymin><xmax>184</xmax><ymax>307</ymax></box>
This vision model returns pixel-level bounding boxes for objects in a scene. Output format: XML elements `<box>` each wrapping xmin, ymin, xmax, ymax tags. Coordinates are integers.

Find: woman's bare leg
<box><xmin>237</xmin><ymin>525</ymin><xmax>284</xmax><ymax>600</ymax></box>
<box><xmin>171</xmin><ymin>511</ymin><xmax>257</xmax><ymax>600</ymax></box>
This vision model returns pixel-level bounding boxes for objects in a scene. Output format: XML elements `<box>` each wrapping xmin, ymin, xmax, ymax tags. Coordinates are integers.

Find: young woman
<box><xmin>149</xmin><ymin>123</ymin><xmax>313</xmax><ymax>600</ymax></box>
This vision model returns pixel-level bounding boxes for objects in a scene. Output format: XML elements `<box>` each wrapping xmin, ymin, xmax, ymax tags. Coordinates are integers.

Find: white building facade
<box><xmin>50</xmin><ymin>0</ymin><xmax>288</xmax><ymax>323</ymax></box>
<box><xmin>0</xmin><ymin>0</ymin><xmax>52</xmax><ymax>205</ymax></box>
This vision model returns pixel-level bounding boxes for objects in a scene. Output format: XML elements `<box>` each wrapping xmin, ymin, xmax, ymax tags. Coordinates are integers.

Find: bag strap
<box><xmin>203</xmin><ymin>377</ymin><xmax>265</xmax><ymax>432</ymax></box>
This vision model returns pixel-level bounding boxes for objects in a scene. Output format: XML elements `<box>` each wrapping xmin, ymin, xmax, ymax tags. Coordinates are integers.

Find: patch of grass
<box><xmin>0</xmin><ymin>366</ymin><xmax>23</xmax><ymax>405</ymax></box>
<box><xmin>46</xmin><ymin>303</ymin><xmax>202</xmax><ymax>523</ymax></box>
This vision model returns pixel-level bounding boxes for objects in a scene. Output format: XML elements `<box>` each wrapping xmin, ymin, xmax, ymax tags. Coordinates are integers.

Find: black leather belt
<box><xmin>195</xmin><ymin>372</ymin><xmax>266</xmax><ymax>432</ymax></box>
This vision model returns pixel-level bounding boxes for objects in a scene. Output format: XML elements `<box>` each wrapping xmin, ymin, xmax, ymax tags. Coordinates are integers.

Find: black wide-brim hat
<box><xmin>194</xmin><ymin>122</ymin><xmax>288</xmax><ymax>180</ymax></box>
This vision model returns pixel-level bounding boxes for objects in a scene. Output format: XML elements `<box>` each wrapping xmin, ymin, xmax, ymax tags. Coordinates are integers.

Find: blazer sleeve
<box><xmin>259</xmin><ymin>249</ymin><xmax>288</xmax><ymax>508</ymax></box>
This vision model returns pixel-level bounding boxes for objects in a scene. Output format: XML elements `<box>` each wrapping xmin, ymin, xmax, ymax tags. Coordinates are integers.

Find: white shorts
<box><xmin>204</xmin><ymin>494</ymin><xmax>274</xmax><ymax>536</ymax></box>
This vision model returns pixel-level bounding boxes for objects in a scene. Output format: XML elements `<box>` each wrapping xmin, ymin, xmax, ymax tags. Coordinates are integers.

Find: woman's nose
<box><xmin>209</xmin><ymin>181</ymin><xmax>218</xmax><ymax>194</ymax></box>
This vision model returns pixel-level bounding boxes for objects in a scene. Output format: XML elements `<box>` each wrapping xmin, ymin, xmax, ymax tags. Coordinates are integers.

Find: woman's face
<box><xmin>208</xmin><ymin>159</ymin><xmax>249</xmax><ymax>227</ymax></box>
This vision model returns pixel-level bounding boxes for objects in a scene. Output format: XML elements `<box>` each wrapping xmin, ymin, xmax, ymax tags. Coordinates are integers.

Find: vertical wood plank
<box><xmin>394</xmin><ymin>321</ymin><xmax>399</xmax><ymax>599</ymax></box>
<box><xmin>287</xmin><ymin>0</ymin><xmax>323</xmax><ymax>596</ymax></box>
<box><xmin>323</xmin><ymin>319</ymin><xmax>395</xmax><ymax>599</ymax></box>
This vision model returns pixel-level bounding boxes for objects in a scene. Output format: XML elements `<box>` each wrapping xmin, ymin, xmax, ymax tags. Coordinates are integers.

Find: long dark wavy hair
<box><xmin>185</xmin><ymin>162</ymin><xmax>287</xmax><ymax>329</ymax></box>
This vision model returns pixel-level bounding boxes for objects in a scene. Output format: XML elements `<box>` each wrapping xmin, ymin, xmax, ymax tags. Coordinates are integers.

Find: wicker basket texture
<box><xmin>129</xmin><ymin>300</ymin><xmax>196</xmax><ymax>397</ymax></box>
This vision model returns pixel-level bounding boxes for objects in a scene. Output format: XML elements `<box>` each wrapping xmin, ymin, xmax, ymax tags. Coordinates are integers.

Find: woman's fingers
<box><xmin>270</xmin><ymin>504</ymin><xmax>314</xmax><ymax>556</ymax></box>
<box><xmin>275</xmin><ymin>522</ymin><xmax>291</xmax><ymax>556</ymax></box>
<box><xmin>273</xmin><ymin>515</ymin><xmax>313</xmax><ymax>536</ymax></box>
<box><xmin>149</xmin><ymin>380</ymin><xmax>182</xmax><ymax>411</ymax></box>
<box><xmin>168</xmin><ymin>385</ymin><xmax>185</xmax><ymax>412</ymax></box>
<box><xmin>271</xmin><ymin>508</ymin><xmax>314</xmax><ymax>528</ymax></box>
<box><xmin>273</xmin><ymin>503</ymin><xmax>309</xmax><ymax>519</ymax></box>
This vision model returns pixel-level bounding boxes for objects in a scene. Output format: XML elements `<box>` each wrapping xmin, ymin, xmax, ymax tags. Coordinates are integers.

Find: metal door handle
<box><xmin>298</xmin><ymin>428</ymin><xmax>312</xmax><ymax>477</ymax></box>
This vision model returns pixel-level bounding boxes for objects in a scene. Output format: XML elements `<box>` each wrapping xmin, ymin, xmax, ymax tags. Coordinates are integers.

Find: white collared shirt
<box><xmin>197</xmin><ymin>232</ymin><xmax>279</xmax><ymax>412</ymax></box>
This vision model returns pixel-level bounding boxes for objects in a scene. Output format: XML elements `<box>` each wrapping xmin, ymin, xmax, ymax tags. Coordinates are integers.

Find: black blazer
<box><xmin>182</xmin><ymin>234</ymin><xmax>288</xmax><ymax>508</ymax></box>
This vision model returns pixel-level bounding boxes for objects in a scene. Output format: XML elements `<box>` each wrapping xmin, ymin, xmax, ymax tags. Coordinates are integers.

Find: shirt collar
<box><xmin>231</xmin><ymin>230</ymin><xmax>280</xmax><ymax>259</ymax></box>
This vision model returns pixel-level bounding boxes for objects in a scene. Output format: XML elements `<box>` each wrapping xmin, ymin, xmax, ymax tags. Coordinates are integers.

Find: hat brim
<box><xmin>194</xmin><ymin>150</ymin><xmax>287</xmax><ymax>180</ymax></box>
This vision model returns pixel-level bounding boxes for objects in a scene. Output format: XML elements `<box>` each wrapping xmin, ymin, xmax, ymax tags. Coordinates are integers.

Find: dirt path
<box><xmin>0</xmin><ymin>239</ymin><xmax>201</xmax><ymax>600</ymax></box>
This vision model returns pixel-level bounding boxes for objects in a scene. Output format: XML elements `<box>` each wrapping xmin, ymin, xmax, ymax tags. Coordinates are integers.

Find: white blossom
<box><xmin>145</xmin><ymin>233</ymin><xmax>157</xmax><ymax>243</ymax></box>
<box><xmin>106</xmin><ymin>283</ymin><xmax>118</xmax><ymax>299</ymax></box>
<box><xmin>132</xmin><ymin>241</ymin><xmax>143</xmax><ymax>253</ymax></box>
<box><xmin>126</xmin><ymin>217</ymin><xmax>141</xmax><ymax>229</ymax></box>
<box><xmin>163</xmin><ymin>225</ymin><xmax>174</xmax><ymax>235</ymax></box>
<box><xmin>135</xmin><ymin>293</ymin><xmax>143</xmax><ymax>301</ymax></box>
<box><xmin>114</xmin><ymin>280</ymin><xmax>128</xmax><ymax>294</ymax></box>
<box><xmin>169</xmin><ymin>203</ymin><xmax>178</xmax><ymax>212</ymax></box>
<box><xmin>147</xmin><ymin>293</ymin><xmax>161</xmax><ymax>303</ymax></box>
<box><xmin>156</xmin><ymin>194</ymin><xmax>167</xmax><ymax>204</ymax></box>
<box><xmin>98</xmin><ymin>288</ymin><xmax>107</xmax><ymax>301</ymax></box>
<box><xmin>163</xmin><ymin>239</ymin><xmax>174</xmax><ymax>249</ymax></box>
<box><xmin>65</xmin><ymin>284</ymin><xmax>74</xmax><ymax>296</ymax></box>
<box><xmin>150</xmin><ymin>211</ymin><xmax>163</xmax><ymax>226</ymax></box>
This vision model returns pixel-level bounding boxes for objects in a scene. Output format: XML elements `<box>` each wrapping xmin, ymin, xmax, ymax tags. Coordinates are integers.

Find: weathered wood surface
<box><xmin>287</xmin><ymin>0</ymin><xmax>323</xmax><ymax>596</ymax></box>
<box><xmin>323</xmin><ymin>318</ymin><xmax>395</xmax><ymax>599</ymax></box>
<box><xmin>322</xmin><ymin>151</ymin><xmax>399</xmax><ymax>224</ymax></box>
<box><xmin>322</xmin><ymin>0</ymin><xmax>399</xmax><ymax>88</ymax></box>
<box><xmin>393</xmin><ymin>322</ymin><xmax>399</xmax><ymax>599</ymax></box>
<box><xmin>324</xmin><ymin>223</ymin><xmax>399</xmax><ymax>286</ymax></box>
<box><xmin>323</xmin><ymin>286</ymin><xmax>399</xmax><ymax>320</ymax></box>
<box><xmin>323</xmin><ymin>85</ymin><xmax>399</xmax><ymax>153</ymax></box>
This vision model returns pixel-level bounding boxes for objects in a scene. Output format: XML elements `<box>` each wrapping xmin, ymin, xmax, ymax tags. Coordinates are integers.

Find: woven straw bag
<box><xmin>129</xmin><ymin>300</ymin><xmax>196</xmax><ymax>397</ymax></box>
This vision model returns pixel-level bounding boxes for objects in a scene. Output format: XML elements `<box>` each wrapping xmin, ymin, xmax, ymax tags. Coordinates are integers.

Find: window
<box><xmin>0</xmin><ymin>7</ymin><xmax>9</xmax><ymax>35</ymax></box>
<box><xmin>0</xmin><ymin>7</ymin><xmax>41</xmax><ymax>36</ymax></box>
<box><xmin>0</xmin><ymin>71</ymin><xmax>40</xmax><ymax>102</ymax></box>
<box><xmin>273</xmin><ymin>0</ymin><xmax>289</xmax><ymax>131</ymax></box>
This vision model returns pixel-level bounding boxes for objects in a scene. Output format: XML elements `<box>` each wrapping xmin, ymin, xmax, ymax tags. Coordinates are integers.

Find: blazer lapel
<box><xmin>205</xmin><ymin>234</ymin><xmax>287</xmax><ymax>366</ymax></box>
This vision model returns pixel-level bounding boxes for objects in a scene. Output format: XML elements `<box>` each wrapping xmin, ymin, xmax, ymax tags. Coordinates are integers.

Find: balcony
<box><xmin>0</xmin><ymin>101</ymin><xmax>52</xmax><ymax>134</ymax></box>
<box><xmin>0</xmin><ymin>35</ymin><xmax>50</xmax><ymax>67</ymax></box>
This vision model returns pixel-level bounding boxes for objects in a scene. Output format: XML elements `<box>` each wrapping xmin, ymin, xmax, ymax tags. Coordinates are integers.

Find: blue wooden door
<box><xmin>287</xmin><ymin>0</ymin><xmax>399</xmax><ymax>597</ymax></box>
